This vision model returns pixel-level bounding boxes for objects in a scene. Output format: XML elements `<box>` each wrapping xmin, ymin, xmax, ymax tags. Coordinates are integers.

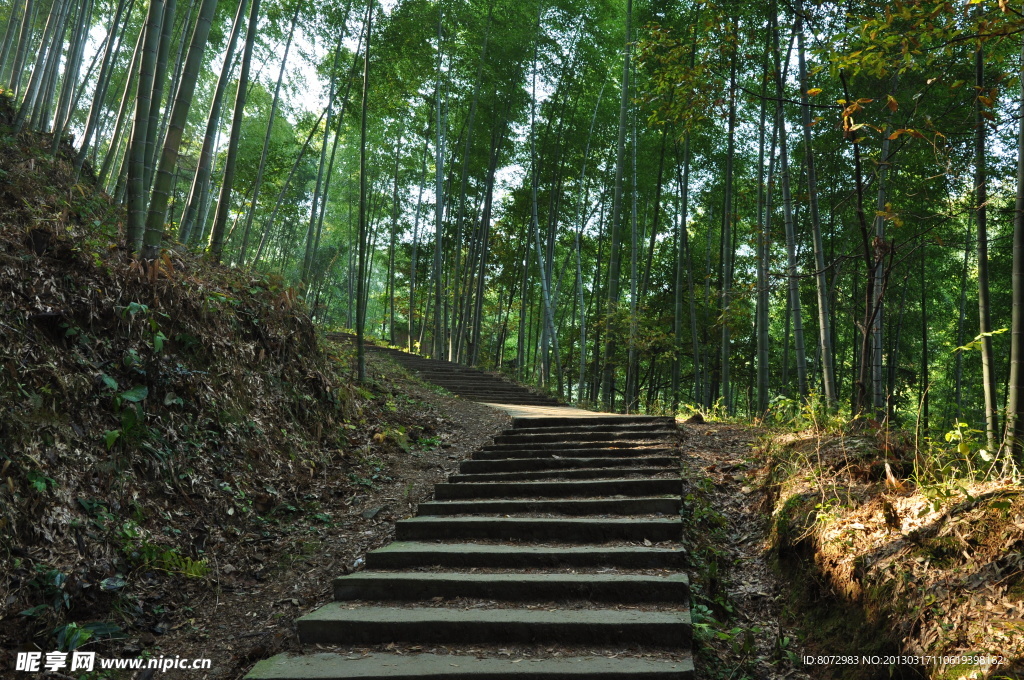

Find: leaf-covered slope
<box><xmin>0</xmin><ymin>92</ymin><xmax>501</xmax><ymax>667</ymax></box>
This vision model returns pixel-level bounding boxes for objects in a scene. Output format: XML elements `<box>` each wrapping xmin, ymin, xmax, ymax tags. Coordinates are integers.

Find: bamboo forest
<box><xmin>8</xmin><ymin>0</ymin><xmax>1024</xmax><ymax>674</ymax></box>
<box><xmin>3</xmin><ymin>0</ymin><xmax>1024</xmax><ymax>447</ymax></box>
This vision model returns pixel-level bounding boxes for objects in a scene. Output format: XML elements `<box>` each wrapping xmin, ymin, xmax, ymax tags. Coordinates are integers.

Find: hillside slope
<box><xmin>0</xmin><ymin>93</ymin><xmax>508</xmax><ymax>676</ymax></box>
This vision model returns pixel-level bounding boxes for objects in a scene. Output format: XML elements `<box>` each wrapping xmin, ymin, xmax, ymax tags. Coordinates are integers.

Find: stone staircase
<box><xmin>247</xmin><ymin>411</ymin><xmax>694</xmax><ymax>679</ymax></box>
<box><xmin>328</xmin><ymin>333</ymin><xmax>561</xmax><ymax>406</ymax></box>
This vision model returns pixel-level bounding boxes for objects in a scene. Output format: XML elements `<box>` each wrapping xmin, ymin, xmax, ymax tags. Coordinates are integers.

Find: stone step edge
<box><xmin>434</xmin><ymin>479</ymin><xmax>681</xmax><ymax>499</ymax></box>
<box><xmin>416</xmin><ymin>497</ymin><xmax>681</xmax><ymax>516</ymax></box>
<box><xmin>296</xmin><ymin>604</ymin><xmax>692</xmax><ymax>646</ymax></box>
<box><xmin>246</xmin><ymin>652</ymin><xmax>695</xmax><ymax>679</ymax></box>
<box><xmin>447</xmin><ymin>469</ymin><xmax>681</xmax><ymax>483</ymax></box>
<box><xmin>364</xmin><ymin>542</ymin><xmax>689</xmax><ymax>569</ymax></box>
<box><xmin>333</xmin><ymin>572</ymin><xmax>690</xmax><ymax>602</ymax></box>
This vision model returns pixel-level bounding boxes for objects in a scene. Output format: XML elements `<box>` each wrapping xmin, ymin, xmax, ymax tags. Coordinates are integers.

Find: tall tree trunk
<box><xmin>869</xmin><ymin>130</ymin><xmax>894</xmax><ymax>420</ymax></box>
<box><xmin>640</xmin><ymin>128</ymin><xmax>668</xmax><ymax>298</ymax></box>
<box><xmin>602</xmin><ymin>0</ymin><xmax>631</xmax><ymax>411</ymax></box>
<box><xmin>12</xmin><ymin>0</ymin><xmax>65</xmax><ymax>133</ymax></box>
<box><xmin>955</xmin><ymin>218</ymin><xmax>971</xmax><ymax>420</ymax></box>
<box><xmin>795</xmin><ymin>0</ymin><xmax>837</xmax><ymax>406</ymax></box>
<box><xmin>450</xmin><ymin>7</ymin><xmax>491</xmax><ymax>361</ymax></box>
<box><xmin>125</xmin><ymin>0</ymin><xmax>164</xmax><ymax>251</ymax></box>
<box><xmin>7</xmin><ymin>0</ymin><xmax>35</xmax><ymax>94</ymax></box>
<box><xmin>236</xmin><ymin>10</ymin><xmax>296</xmax><ymax>266</ymax></box>
<box><xmin>574</xmin><ymin>82</ymin><xmax>605</xmax><ymax>402</ymax></box>
<box><xmin>756</xmin><ymin>43</ymin><xmax>775</xmax><ymax>416</ymax></box>
<box><xmin>30</xmin><ymin>0</ymin><xmax>71</xmax><ymax>130</ymax></box>
<box><xmin>0</xmin><ymin>0</ymin><xmax>24</xmax><ymax>82</ymax></box>
<box><xmin>1005</xmin><ymin>40</ymin><xmax>1024</xmax><ymax>463</ymax></box>
<box><xmin>529</xmin><ymin>14</ymin><xmax>560</xmax><ymax>389</ymax></box>
<box><xmin>720</xmin><ymin>33</ymin><xmax>737</xmax><ymax>414</ymax></box>
<box><xmin>74</xmin><ymin>0</ymin><xmax>131</xmax><ymax>175</ymax></box>
<box><xmin>142</xmin><ymin>0</ymin><xmax>218</xmax><ymax>259</ymax></box>
<box><xmin>773</xmin><ymin>14</ymin><xmax>807</xmax><ymax>397</ymax></box>
<box><xmin>356</xmin><ymin>0</ymin><xmax>372</xmax><ymax>382</ymax></box>
<box><xmin>432</xmin><ymin>6</ymin><xmax>446</xmax><ymax>359</ymax></box>
<box><xmin>920</xmin><ymin>236</ymin><xmax>929</xmax><ymax>433</ymax></box>
<box><xmin>207</xmin><ymin>0</ymin><xmax>260</xmax><ymax>262</ymax></box>
<box><xmin>976</xmin><ymin>41</ymin><xmax>1000</xmax><ymax>452</ymax></box>
<box><xmin>98</xmin><ymin>24</ymin><xmax>144</xmax><ymax>188</ymax></box>
<box><xmin>50</xmin><ymin>0</ymin><xmax>91</xmax><ymax>147</ymax></box>
<box><xmin>625</xmin><ymin>100</ymin><xmax>639</xmax><ymax>412</ymax></box>
<box><xmin>410</xmin><ymin>137</ymin><xmax>429</xmax><ymax>352</ymax></box>
<box><xmin>143</xmin><ymin>0</ymin><xmax>176</xmax><ymax>194</ymax></box>
<box><xmin>177</xmin><ymin>0</ymin><xmax>246</xmax><ymax>244</ymax></box>
<box><xmin>388</xmin><ymin>131</ymin><xmax>402</xmax><ymax>345</ymax></box>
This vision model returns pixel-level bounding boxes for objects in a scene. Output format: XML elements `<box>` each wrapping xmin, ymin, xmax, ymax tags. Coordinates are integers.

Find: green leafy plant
<box><xmin>103</xmin><ymin>385</ymin><xmax>150</xmax><ymax>449</ymax></box>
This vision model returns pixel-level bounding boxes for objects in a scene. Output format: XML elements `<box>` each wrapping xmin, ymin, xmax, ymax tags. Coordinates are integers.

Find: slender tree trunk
<box><xmin>30</xmin><ymin>0</ymin><xmax>71</xmax><ymax>130</ymax></box>
<box><xmin>300</xmin><ymin>38</ymin><xmax>359</xmax><ymax>280</ymax></box>
<box><xmin>720</xmin><ymin>35</ymin><xmax>737</xmax><ymax>414</ymax></box>
<box><xmin>142</xmin><ymin>0</ymin><xmax>218</xmax><ymax>258</ymax></box>
<box><xmin>98</xmin><ymin>24</ymin><xmax>143</xmax><ymax>188</ymax></box>
<box><xmin>602</xmin><ymin>0</ymin><xmax>631</xmax><ymax>411</ymax></box>
<box><xmin>976</xmin><ymin>41</ymin><xmax>1000</xmax><ymax>452</ymax></box>
<box><xmin>640</xmin><ymin>128</ymin><xmax>668</xmax><ymax>298</ymax></box>
<box><xmin>388</xmin><ymin>131</ymin><xmax>402</xmax><ymax>345</ymax></box>
<box><xmin>51</xmin><ymin>0</ymin><xmax>91</xmax><ymax>148</ymax></box>
<box><xmin>7</xmin><ymin>0</ymin><xmax>34</xmax><ymax>94</ymax></box>
<box><xmin>626</xmin><ymin>99</ymin><xmax>639</xmax><ymax>412</ymax></box>
<box><xmin>1005</xmin><ymin>39</ymin><xmax>1024</xmax><ymax>462</ymax></box>
<box><xmin>432</xmin><ymin>6</ymin><xmax>446</xmax><ymax>359</ymax></box>
<box><xmin>208</xmin><ymin>0</ymin><xmax>260</xmax><ymax>262</ymax></box>
<box><xmin>795</xmin><ymin>0</ymin><xmax>836</xmax><ymax>406</ymax></box>
<box><xmin>920</xmin><ymin>236</ymin><xmax>929</xmax><ymax>433</ymax></box>
<box><xmin>410</xmin><ymin>137</ymin><xmax>429</xmax><ymax>352</ymax></box>
<box><xmin>756</xmin><ymin>45</ymin><xmax>775</xmax><ymax>416</ymax></box>
<box><xmin>237</xmin><ymin>10</ymin><xmax>296</xmax><ymax>266</ymax></box>
<box><xmin>74</xmin><ymin>0</ymin><xmax>131</xmax><ymax>174</ymax></box>
<box><xmin>470</xmin><ymin>116</ymin><xmax>506</xmax><ymax>367</ymax></box>
<box><xmin>773</xmin><ymin>15</ymin><xmax>807</xmax><ymax>396</ymax></box>
<box><xmin>0</xmin><ymin>0</ymin><xmax>24</xmax><ymax>81</ymax></box>
<box><xmin>125</xmin><ymin>0</ymin><xmax>164</xmax><ymax>251</ymax></box>
<box><xmin>450</xmin><ymin>8</ymin><xmax>491</xmax><ymax>361</ymax></box>
<box><xmin>178</xmin><ymin>0</ymin><xmax>246</xmax><ymax>244</ymax></box>
<box><xmin>356</xmin><ymin>0</ymin><xmax>372</xmax><ymax>382</ymax></box>
<box><xmin>13</xmin><ymin>0</ymin><xmax>64</xmax><ymax>133</ymax></box>
<box><xmin>955</xmin><ymin>218</ymin><xmax>971</xmax><ymax>420</ymax></box>
<box><xmin>142</xmin><ymin>0</ymin><xmax>176</xmax><ymax>194</ymax></box>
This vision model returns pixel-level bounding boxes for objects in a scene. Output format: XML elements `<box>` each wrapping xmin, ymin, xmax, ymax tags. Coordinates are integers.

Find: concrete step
<box><xmin>395</xmin><ymin>516</ymin><xmax>682</xmax><ymax>542</ymax></box>
<box><xmin>448</xmin><ymin>468</ymin><xmax>680</xmax><ymax>483</ymax></box>
<box><xmin>508</xmin><ymin>423</ymin><xmax>675</xmax><ymax>436</ymax></box>
<box><xmin>461</xmin><ymin>397</ymin><xmax>558</xmax><ymax>403</ymax></box>
<box><xmin>297</xmin><ymin>604</ymin><xmax>692</xmax><ymax>646</ymax></box>
<box><xmin>434</xmin><ymin>478</ymin><xmax>682</xmax><ymax>499</ymax></box>
<box><xmin>416</xmin><ymin>497</ymin><xmax>681</xmax><ymax>516</ymax></box>
<box><xmin>472</xmin><ymin>447</ymin><xmax>675</xmax><ymax>461</ymax></box>
<box><xmin>248</xmin><ymin>652</ymin><xmax>695</xmax><ymax>679</ymax></box>
<box><xmin>493</xmin><ymin>430</ymin><xmax>676</xmax><ymax>445</ymax></box>
<box><xmin>481</xmin><ymin>440</ymin><xmax>671</xmax><ymax>450</ymax></box>
<box><xmin>419</xmin><ymin>377</ymin><xmax>524</xmax><ymax>384</ymax></box>
<box><xmin>333</xmin><ymin>572</ymin><xmax>690</xmax><ymax>602</ymax></box>
<box><xmin>459</xmin><ymin>456</ymin><xmax>678</xmax><ymax>475</ymax></box>
<box><xmin>509</xmin><ymin>415</ymin><xmax>675</xmax><ymax>428</ymax></box>
<box><xmin>365</xmin><ymin>542</ymin><xmax>690</xmax><ymax>570</ymax></box>
<box><xmin>467</xmin><ymin>400</ymin><xmax>559</xmax><ymax>406</ymax></box>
